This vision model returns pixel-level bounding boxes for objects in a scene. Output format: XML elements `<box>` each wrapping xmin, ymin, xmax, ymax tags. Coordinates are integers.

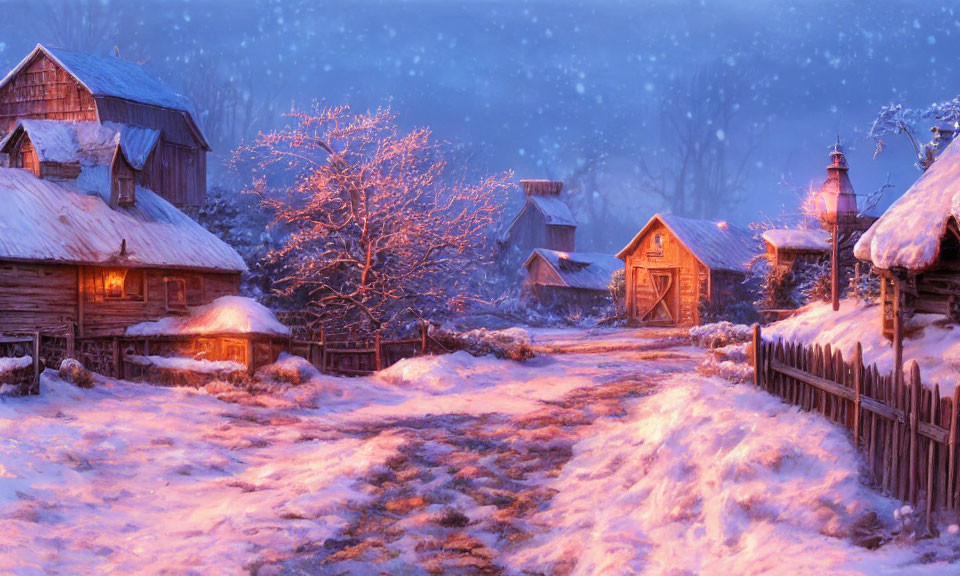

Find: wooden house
<box><xmin>617</xmin><ymin>213</ymin><xmax>757</xmax><ymax>326</ymax></box>
<box><xmin>762</xmin><ymin>228</ymin><xmax>830</xmax><ymax>271</ymax></box>
<box><xmin>523</xmin><ymin>249</ymin><xmax>620</xmax><ymax>312</ymax></box>
<box><xmin>856</xmin><ymin>134</ymin><xmax>960</xmax><ymax>351</ymax></box>
<box><xmin>499</xmin><ymin>180</ymin><xmax>576</xmax><ymax>254</ymax></box>
<box><xmin>0</xmin><ymin>46</ymin><xmax>294</xmax><ymax>381</ymax></box>
<box><xmin>0</xmin><ymin>166</ymin><xmax>245</xmax><ymax>338</ymax></box>
<box><xmin>0</xmin><ymin>44</ymin><xmax>209</xmax><ymax>207</ymax></box>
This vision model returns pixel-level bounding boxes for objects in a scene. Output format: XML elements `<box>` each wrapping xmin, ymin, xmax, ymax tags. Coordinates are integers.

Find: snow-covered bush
<box><xmin>255</xmin><ymin>353</ymin><xmax>319</xmax><ymax>386</ymax></box>
<box><xmin>795</xmin><ymin>259</ymin><xmax>832</xmax><ymax>304</ymax></box>
<box><xmin>848</xmin><ymin>263</ymin><xmax>881</xmax><ymax>304</ymax></box>
<box><xmin>689</xmin><ymin>321</ymin><xmax>753</xmax><ymax>349</ymax></box>
<box><xmin>429</xmin><ymin>326</ymin><xmax>534</xmax><ymax>360</ymax></box>
<box><xmin>59</xmin><ymin>358</ymin><xmax>93</xmax><ymax>388</ymax></box>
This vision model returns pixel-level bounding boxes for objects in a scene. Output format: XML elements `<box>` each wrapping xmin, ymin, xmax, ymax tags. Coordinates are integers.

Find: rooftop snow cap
<box><xmin>855</xmin><ymin>134</ymin><xmax>960</xmax><ymax>272</ymax></box>
<box><xmin>521</xmin><ymin>179</ymin><xmax>563</xmax><ymax>197</ymax></box>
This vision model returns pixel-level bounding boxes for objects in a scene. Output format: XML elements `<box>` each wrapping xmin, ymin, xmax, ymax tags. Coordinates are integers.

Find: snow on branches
<box><xmin>870</xmin><ymin>99</ymin><xmax>960</xmax><ymax>171</ymax></box>
<box><xmin>234</xmin><ymin>106</ymin><xmax>512</xmax><ymax>334</ymax></box>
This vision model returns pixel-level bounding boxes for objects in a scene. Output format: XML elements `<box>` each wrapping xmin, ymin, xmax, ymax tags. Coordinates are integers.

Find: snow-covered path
<box><xmin>0</xmin><ymin>328</ymin><xmax>957</xmax><ymax>575</ymax></box>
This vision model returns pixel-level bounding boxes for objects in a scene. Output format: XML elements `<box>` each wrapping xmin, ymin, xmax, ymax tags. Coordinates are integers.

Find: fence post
<box><xmin>420</xmin><ymin>320</ymin><xmax>428</xmax><ymax>355</ymax></box>
<box><xmin>852</xmin><ymin>342</ymin><xmax>863</xmax><ymax>449</ymax></box>
<box><xmin>752</xmin><ymin>324</ymin><xmax>762</xmax><ymax>389</ymax></box>
<box><xmin>66</xmin><ymin>323</ymin><xmax>75</xmax><ymax>359</ymax></box>
<box><xmin>375</xmin><ymin>333</ymin><xmax>383</xmax><ymax>371</ymax></box>
<box><xmin>909</xmin><ymin>362</ymin><xmax>921</xmax><ymax>504</ymax></box>
<box><xmin>950</xmin><ymin>386</ymin><xmax>959</xmax><ymax>513</ymax></box>
<box><xmin>319</xmin><ymin>327</ymin><xmax>327</xmax><ymax>374</ymax></box>
<box><xmin>112</xmin><ymin>337</ymin><xmax>120</xmax><ymax>379</ymax></box>
<box><xmin>32</xmin><ymin>331</ymin><xmax>40</xmax><ymax>394</ymax></box>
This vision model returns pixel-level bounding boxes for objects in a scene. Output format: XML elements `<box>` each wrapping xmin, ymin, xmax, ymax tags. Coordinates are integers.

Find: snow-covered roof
<box><xmin>126</xmin><ymin>296</ymin><xmax>290</xmax><ymax>337</ymax></box>
<box><xmin>0</xmin><ymin>167</ymin><xmax>246</xmax><ymax>273</ymax></box>
<box><xmin>524</xmin><ymin>248</ymin><xmax>621</xmax><ymax>291</ymax></box>
<box><xmin>855</xmin><ymin>135</ymin><xmax>960</xmax><ymax>272</ymax></box>
<box><xmin>530</xmin><ymin>195</ymin><xmax>577</xmax><ymax>227</ymax></box>
<box><xmin>762</xmin><ymin>228</ymin><xmax>830</xmax><ymax>252</ymax></box>
<box><xmin>617</xmin><ymin>213</ymin><xmax>757</xmax><ymax>273</ymax></box>
<box><xmin>0</xmin><ymin>120</ymin><xmax>160</xmax><ymax>170</ymax></box>
<box><xmin>0</xmin><ymin>45</ymin><xmax>207</xmax><ymax>148</ymax></box>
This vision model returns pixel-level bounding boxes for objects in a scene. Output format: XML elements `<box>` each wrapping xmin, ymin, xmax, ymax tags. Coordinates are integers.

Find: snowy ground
<box><xmin>0</xmin><ymin>327</ymin><xmax>958</xmax><ymax>575</ymax></box>
<box><xmin>766</xmin><ymin>299</ymin><xmax>960</xmax><ymax>397</ymax></box>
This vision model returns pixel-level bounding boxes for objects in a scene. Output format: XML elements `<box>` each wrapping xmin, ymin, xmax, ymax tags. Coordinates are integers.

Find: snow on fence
<box><xmin>752</xmin><ymin>325</ymin><xmax>960</xmax><ymax>527</ymax></box>
<box><xmin>289</xmin><ymin>322</ymin><xmax>446</xmax><ymax>376</ymax></box>
<box><xmin>0</xmin><ymin>334</ymin><xmax>41</xmax><ymax>394</ymax></box>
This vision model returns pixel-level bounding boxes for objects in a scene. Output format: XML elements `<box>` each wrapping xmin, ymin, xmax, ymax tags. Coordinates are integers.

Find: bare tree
<box><xmin>234</xmin><ymin>106</ymin><xmax>512</xmax><ymax>333</ymax></box>
<box><xmin>43</xmin><ymin>0</ymin><xmax>118</xmax><ymax>54</ymax></box>
<box><xmin>639</xmin><ymin>66</ymin><xmax>759</xmax><ymax>219</ymax></box>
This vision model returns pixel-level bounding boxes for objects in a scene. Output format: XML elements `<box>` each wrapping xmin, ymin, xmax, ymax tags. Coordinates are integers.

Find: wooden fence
<box><xmin>0</xmin><ymin>334</ymin><xmax>41</xmax><ymax>395</ymax></box>
<box><xmin>290</xmin><ymin>322</ymin><xmax>444</xmax><ymax>376</ymax></box>
<box><xmin>752</xmin><ymin>325</ymin><xmax>960</xmax><ymax>525</ymax></box>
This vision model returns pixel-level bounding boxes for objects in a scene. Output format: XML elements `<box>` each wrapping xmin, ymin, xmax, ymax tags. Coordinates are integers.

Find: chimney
<box><xmin>521</xmin><ymin>179</ymin><xmax>563</xmax><ymax>197</ymax></box>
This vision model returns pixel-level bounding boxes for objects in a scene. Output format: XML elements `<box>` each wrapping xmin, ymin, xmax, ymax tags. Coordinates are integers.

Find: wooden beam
<box><xmin>831</xmin><ymin>223</ymin><xmax>840</xmax><ymax>311</ymax></box>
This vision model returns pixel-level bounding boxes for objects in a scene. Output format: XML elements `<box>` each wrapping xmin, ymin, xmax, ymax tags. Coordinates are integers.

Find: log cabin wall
<box><xmin>622</xmin><ymin>220</ymin><xmax>705</xmax><ymax>327</ymax></box>
<box><xmin>0</xmin><ymin>53</ymin><xmax>98</xmax><ymax>133</ymax></box>
<box><xmin>0</xmin><ymin>262</ymin><xmax>78</xmax><ymax>334</ymax></box>
<box><xmin>904</xmin><ymin>224</ymin><xmax>960</xmax><ymax>321</ymax></box>
<box><xmin>0</xmin><ymin>261</ymin><xmax>240</xmax><ymax>337</ymax></box>
<box><xmin>80</xmin><ymin>267</ymin><xmax>240</xmax><ymax>336</ymax></box>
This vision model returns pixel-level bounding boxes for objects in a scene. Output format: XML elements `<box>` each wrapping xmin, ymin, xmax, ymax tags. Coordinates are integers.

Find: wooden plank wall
<box><xmin>502</xmin><ymin>203</ymin><xmax>575</xmax><ymax>254</ymax></box>
<box><xmin>80</xmin><ymin>268</ymin><xmax>239</xmax><ymax>336</ymax></box>
<box><xmin>0</xmin><ymin>262</ymin><xmax>78</xmax><ymax>334</ymax></box>
<box><xmin>753</xmin><ymin>326</ymin><xmax>960</xmax><ymax>527</ymax></box>
<box><xmin>623</xmin><ymin>219</ymin><xmax>702</xmax><ymax>326</ymax></box>
<box><xmin>96</xmin><ymin>97</ymin><xmax>207</xmax><ymax>207</ymax></box>
<box><xmin>0</xmin><ymin>53</ymin><xmax>98</xmax><ymax>133</ymax></box>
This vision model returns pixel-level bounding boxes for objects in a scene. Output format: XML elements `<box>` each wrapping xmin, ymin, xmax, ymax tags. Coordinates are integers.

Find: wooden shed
<box><xmin>522</xmin><ymin>248</ymin><xmax>620</xmax><ymax>312</ymax></box>
<box><xmin>617</xmin><ymin>213</ymin><xmax>757</xmax><ymax>326</ymax></box>
<box><xmin>0</xmin><ymin>44</ymin><xmax>209</xmax><ymax>207</ymax></box>
<box><xmin>499</xmin><ymin>180</ymin><xmax>576</xmax><ymax>254</ymax></box>
<box><xmin>762</xmin><ymin>228</ymin><xmax>830</xmax><ymax>270</ymax></box>
<box><xmin>856</xmin><ymin>134</ymin><xmax>960</xmax><ymax>349</ymax></box>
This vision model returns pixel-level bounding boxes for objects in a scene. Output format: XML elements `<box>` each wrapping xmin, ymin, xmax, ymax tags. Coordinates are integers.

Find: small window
<box><xmin>648</xmin><ymin>234</ymin><xmax>665</xmax><ymax>257</ymax></box>
<box><xmin>103</xmin><ymin>268</ymin><xmax>145</xmax><ymax>301</ymax></box>
<box><xmin>164</xmin><ymin>277</ymin><xmax>187</xmax><ymax>310</ymax></box>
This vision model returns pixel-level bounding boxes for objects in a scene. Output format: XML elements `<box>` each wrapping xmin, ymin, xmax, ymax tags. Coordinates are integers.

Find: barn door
<box><xmin>639</xmin><ymin>270</ymin><xmax>676</xmax><ymax>325</ymax></box>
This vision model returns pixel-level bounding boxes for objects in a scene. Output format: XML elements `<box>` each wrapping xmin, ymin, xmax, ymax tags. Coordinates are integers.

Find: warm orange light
<box><xmin>105</xmin><ymin>270</ymin><xmax>125</xmax><ymax>298</ymax></box>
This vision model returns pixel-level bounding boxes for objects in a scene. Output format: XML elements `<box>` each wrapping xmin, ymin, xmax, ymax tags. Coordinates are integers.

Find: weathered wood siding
<box><xmin>96</xmin><ymin>97</ymin><xmax>207</xmax><ymax>207</ymax></box>
<box><xmin>503</xmin><ymin>203</ymin><xmax>575</xmax><ymax>254</ymax></box>
<box><xmin>0</xmin><ymin>53</ymin><xmax>98</xmax><ymax>133</ymax></box>
<box><xmin>622</xmin><ymin>220</ymin><xmax>707</xmax><ymax>327</ymax></box>
<box><xmin>80</xmin><ymin>267</ymin><xmax>240</xmax><ymax>336</ymax></box>
<box><xmin>523</xmin><ymin>256</ymin><xmax>565</xmax><ymax>289</ymax></box>
<box><xmin>0</xmin><ymin>260</ymin><xmax>240</xmax><ymax>337</ymax></box>
<box><xmin>0</xmin><ymin>262</ymin><xmax>78</xmax><ymax>334</ymax></box>
<box><xmin>0</xmin><ymin>53</ymin><xmax>208</xmax><ymax>207</ymax></box>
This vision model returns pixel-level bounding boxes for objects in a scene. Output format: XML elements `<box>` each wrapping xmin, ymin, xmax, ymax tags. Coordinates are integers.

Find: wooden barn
<box><xmin>856</xmin><ymin>134</ymin><xmax>960</xmax><ymax>351</ymax></box>
<box><xmin>0</xmin><ymin>45</ymin><xmax>293</xmax><ymax>383</ymax></box>
<box><xmin>522</xmin><ymin>248</ymin><xmax>620</xmax><ymax>312</ymax></box>
<box><xmin>617</xmin><ymin>213</ymin><xmax>757</xmax><ymax>326</ymax></box>
<box><xmin>762</xmin><ymin>228</ymin><xmax>830</xmax><ymax>270</ymax></box>
<box><xmin>0</xmin><ymin>44</ymin><xmax>209</xmax><ymax>207</ymax></box>
<box><xmin>499</xmin><ymin>179</ymin><xmax>576</xmax><ymax>254</ymax></box>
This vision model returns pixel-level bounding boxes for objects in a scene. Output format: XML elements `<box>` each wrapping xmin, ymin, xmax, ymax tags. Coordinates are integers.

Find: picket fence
<box><xmin>751</xmin><ymin>325</ymin><xmax>960</xmax><ymax>525</ymax></box>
